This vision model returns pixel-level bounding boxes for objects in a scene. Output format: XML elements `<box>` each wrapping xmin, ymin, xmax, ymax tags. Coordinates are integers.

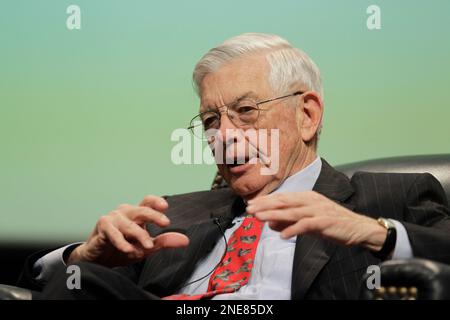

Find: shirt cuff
<box><xmin>389</xmin><ymin>219</ymin><xmax>413</xmax><ymax>260</ymax></box>
<box><xmin>33</xmin><ymin>242</ymin><xmax>83</xmax><ymax>284</ymax></box>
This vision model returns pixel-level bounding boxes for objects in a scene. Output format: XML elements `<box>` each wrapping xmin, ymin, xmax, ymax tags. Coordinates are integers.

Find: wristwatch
<box><xmin>372</xmin><ymin>217</ymin><xmax>397</xmax><ymax>260</ymax></box>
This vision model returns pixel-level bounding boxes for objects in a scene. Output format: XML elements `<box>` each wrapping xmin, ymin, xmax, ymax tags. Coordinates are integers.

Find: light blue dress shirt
<box><xmin>33</xmin><ymin>157</ymin><xmax>413</xmax><ymax>298</ymax></box>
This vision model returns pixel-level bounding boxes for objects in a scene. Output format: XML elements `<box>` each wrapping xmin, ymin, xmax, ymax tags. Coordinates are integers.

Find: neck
<box><xmin>286</xmin><ymin>147</ymin><xmax>317</xmax><ymax>180</ymax></box>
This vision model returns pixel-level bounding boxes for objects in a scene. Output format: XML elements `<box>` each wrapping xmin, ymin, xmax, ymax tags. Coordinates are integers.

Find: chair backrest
<box><xmin>335</xmin><ymin>154</ymin><xmax>450</xmax><ymax>205</ymax></box>
<box><xmin>212</xmin><ymin>154</ymin><xmax>450</xmax><ymax>205</ymax></box>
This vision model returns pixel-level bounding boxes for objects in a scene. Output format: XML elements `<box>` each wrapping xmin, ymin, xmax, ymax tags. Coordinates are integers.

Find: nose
<box><xmin>217</xmin><ymin>112</ymin><xmax>239</xmax><ymax>147</ymax></box>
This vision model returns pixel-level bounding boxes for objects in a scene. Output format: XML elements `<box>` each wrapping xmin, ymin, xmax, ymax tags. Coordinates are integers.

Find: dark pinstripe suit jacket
<box><xmin>20</xmin><ymin>159</ymin><xmax>450</xmax><ymax>299</ymax></box>
<box><xmin>113</xmin><ymin>159</ymin><xmax>450</xmax><ymax>299</ymax></box>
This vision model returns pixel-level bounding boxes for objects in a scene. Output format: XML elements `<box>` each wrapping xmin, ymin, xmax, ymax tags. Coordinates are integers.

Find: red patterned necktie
<box><xmin>164</xmin><ymin>215</ymin><xmax>264</xmax><ymax>300</ymax></box>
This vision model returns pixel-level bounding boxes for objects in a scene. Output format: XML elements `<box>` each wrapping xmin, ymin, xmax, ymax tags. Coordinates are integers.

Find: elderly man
<box><xmin>20</xmin><ymin>33</ymin><xmax>450</xmax><ymax>300</ymax></box>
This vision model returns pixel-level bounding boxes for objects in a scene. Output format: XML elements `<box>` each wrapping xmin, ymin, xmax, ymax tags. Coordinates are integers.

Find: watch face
<box><xmin>385</xmin><ymin>219</ymin><xmax>396</xmax><ymax>229</ymax></box>
<box><xmin>377</xmin><ymin>218</ymin><xmax>388</xmax><ymax>229</ymax></box>
<box><xmin>378</xmin><ymin>218</ymin><xmax>395</xmax><ymax>230</ymax></box>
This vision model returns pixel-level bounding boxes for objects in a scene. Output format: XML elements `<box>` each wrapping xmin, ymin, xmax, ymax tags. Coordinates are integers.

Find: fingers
<box><xmin>83</xmin><ymin>195</ymin><xmax>181</xmax><ymax>266</ymax></box>
<box><xmin>98</xmin><ymin>200</ymin><xmax>172</xmax><ymax>254</ymax></box>
<box><xmin>253</xmin><ymin>208</ymin><xmax>313</xmax><ymax>223</ymax></box>
<box><xmin>268</xmin><ymin>220</ymin><xmax>295</xmax><ymax>232</ymax></box>
<box><xmin>153</xmin><ymin>232</ymin><xmax>190</xmax><ymax>250</ymax></box>
<box><xmin>247</xmin><ymin>191</ymin><xmax>318</xmax><ymax>213</ymax></box>
<box><xmin>280</xmin><ymin>217</ymin><xmax>329</xmax><ymax>239</ymax></box>
<box><xmin>133</xmin><ymin>206</ymin><xmax>170</xmax><ymax>227</ymax></box>
<box><xmin>97</xmin><ymin>216</ymin><xmax>189</xmax><ymax>261</ymax></box>
<box><xmin>280</xmin><ymin>218</ymin><xmax>314</xmax><ymax>239</ymax></box>
<box><xmin>139</xmin><ymin>195</ymin><xmax>168</xmax><ymax>212</ymax></box>
<box><xmin>118</xmin><ymin>204</ymin><xmax>170</xmax><ymax>227</ymax></box>
<box><xmin>257</xmin><ymin>208</ymin><xmax>314</xmax><ymax>234</ymax></box>
<box><xmin>99</xmin><ymin>217</ymin><xmax>135</xmax><ymax>253</ymax></box>
<box><xmin>245</xmin><ymin>192</ymin><xmax>327</xmax><ymax>240</ymax></box>
<box><xmin>103</xmin><ymin>209</ymin><xmax>188</xmax><ymax>251</ymax></box>
<box><xmin>116</xmin><ymin>214</ymin><xmax>154</xmax><ymax>249</ymax></box>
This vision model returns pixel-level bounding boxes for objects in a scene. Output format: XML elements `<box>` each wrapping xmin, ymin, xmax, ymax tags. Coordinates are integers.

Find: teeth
<box><xmin>225</xmin><ymin>156</ymin><xmax>249</xmax><ymax>166</ymax></box>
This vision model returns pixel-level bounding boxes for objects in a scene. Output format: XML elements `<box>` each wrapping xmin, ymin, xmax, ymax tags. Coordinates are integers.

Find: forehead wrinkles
<box><xmin>201</xmin><ymin>91</ymin><xmax>260</xmax><ymax>113</ymax></box>
<box><xmin>199</xmin><ymin>54</ymin><xmax>270</xmax><ymax>112</ymax></box>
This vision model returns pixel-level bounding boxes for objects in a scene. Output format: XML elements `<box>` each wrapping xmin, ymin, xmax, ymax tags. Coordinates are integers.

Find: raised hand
<box><xmin>67</xmin><ymin>195</ymin><xmax>189</xmax><ymax>267</ymax></box>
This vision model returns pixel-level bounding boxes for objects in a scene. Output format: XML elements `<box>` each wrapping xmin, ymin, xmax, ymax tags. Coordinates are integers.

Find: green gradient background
<box><xmin>1</xmin><ymin>0</ymin><xmax>449</xmax><ymax>244</ymax></box>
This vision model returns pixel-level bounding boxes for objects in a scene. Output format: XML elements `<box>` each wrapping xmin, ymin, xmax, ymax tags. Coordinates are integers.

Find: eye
<box><xmin>236</xmin><ymin>105</ymin><xmax>257</xmax><ymax>114</ymax></box>
<box><xmin>202</xmin><ymin>113</ymin><xmax>220</xmax><ymax>129</ymax></box>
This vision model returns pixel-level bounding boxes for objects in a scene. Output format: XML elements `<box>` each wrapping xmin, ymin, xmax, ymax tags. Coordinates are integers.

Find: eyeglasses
<box><xmin>188</xmin><ymin>91</ymin><xmax>303</xmax><ymax>138</ymax></box>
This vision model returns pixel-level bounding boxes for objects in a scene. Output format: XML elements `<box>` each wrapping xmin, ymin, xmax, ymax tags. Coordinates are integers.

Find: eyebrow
<box><xmin>201</xmin><ymin>91</ymin><xmax>259</xmax><ymax>112</ymax></box>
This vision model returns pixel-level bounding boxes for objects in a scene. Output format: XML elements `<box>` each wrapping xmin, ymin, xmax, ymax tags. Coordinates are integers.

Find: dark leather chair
<box><xmin>359</xmin><ymin>258</ymin><xmax>450</xmax><ymax>300</ymax></box>
<box><xmin>2</xmin><ymin>154</ymin><xmax>450</xmax><ymax>299</ymax></box>
<box><xmin>0</xmin><ymin>285</ymin><xmax>32</xmax><ymax>300</ymax></box>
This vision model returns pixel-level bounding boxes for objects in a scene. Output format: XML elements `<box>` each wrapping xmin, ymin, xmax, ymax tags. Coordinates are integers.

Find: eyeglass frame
<box><xmin>187</xmin><ymin>91</ymin><xmax>304</xmax><ymax>135</ymax></box>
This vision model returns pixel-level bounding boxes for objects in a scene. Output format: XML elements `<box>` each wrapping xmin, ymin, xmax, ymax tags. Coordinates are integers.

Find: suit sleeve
<box><xmin>17</xmin><ymin>245</ymin><xmax>144</xmax><ymax>291</ymax></box>
<box><xmin>17</xmin><ymin>247</ymin><xmax>64</xmax><ymax>291</ymax></box>
<box><xmin>401</xmin><ymin>173</ymin><xmax>450</xmax><ymax>263</ymax></box>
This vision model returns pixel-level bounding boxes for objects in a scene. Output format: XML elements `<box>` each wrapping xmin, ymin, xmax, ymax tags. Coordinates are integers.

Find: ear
<box><xmin>298</xmin><ymin>91</ymin><xmax>323</xmax><ymax>144</ymax></box>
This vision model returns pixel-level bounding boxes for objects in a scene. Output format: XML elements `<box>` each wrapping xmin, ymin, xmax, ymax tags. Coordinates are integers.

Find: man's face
<box><xmin>199</xmin><ymin>54</ymin><xmax>308</xmax><ymax>199</ymax></box>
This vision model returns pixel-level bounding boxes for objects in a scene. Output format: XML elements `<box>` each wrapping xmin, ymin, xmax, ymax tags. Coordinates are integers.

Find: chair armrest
<box><xmin>360</xmin><ymin>258</ymin><xmax>450</xmax><ymax>300</ymax></box>
<box><xmin>0</xmin><ymin>284</ymin><xmax>32</xmax><ymax>300</ymax></box>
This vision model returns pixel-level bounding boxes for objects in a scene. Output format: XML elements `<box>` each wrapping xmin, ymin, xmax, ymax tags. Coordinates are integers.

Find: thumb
<box><xmin>153</xmin><ymin>232</ymin><xmax>190</xmax><ymax>250</ymax></box>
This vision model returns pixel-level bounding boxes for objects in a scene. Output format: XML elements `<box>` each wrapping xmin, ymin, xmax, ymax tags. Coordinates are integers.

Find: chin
<box><xmin>222</xmin><ymin>164</ymin><xmax>272</xmax><ymax>198</ymax></box>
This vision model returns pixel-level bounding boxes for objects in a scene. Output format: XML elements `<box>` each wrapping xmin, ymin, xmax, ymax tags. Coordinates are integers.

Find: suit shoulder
<box><xmin>351</xmin><ymin>170</ymin><xmax>422</xmax><ymax>181</ymax></box>
<box><xmin>349</xmin><ymin>171</ymin><xmax>441</xmax><ymax>196</ymax></box>
<box><xmin>351</xmin><ymin>170</ymin><xmax>438</xmax><ymax>184</ymax></box>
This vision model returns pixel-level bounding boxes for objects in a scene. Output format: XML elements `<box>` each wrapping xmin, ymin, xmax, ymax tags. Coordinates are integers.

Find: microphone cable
<box><xmin>177</xmin><ymin>217</ymin><xmax>230</xmax><ymax>290</ymax></box>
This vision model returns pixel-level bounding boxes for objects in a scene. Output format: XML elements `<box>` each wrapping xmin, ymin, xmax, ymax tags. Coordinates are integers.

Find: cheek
<box><xmin>266</xmin><ymin>123</ymin><xmax>302</xmax><ymax>177</ymax></box>
<box><xmin>267</xmin><ymin>121</ymin><xmax>300</xmax><ymax>157</ymax></box>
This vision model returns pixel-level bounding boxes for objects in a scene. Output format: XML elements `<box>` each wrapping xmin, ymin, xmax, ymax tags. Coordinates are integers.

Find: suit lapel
<box><xmin>291</xmin><ymin>159</ymin><xmax>355</xmax><ymax>300</ymax></box>
<box><xmin>138</xmin><ymin>195</ymin><xmax>243</xmax><ymax>296</ymax></box>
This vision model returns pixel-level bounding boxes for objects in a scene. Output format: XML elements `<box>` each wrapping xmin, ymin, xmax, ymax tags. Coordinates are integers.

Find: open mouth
<box><xmin>226</xmin><ymin>156</ymin><xmax>249</xmax><ymax>167</ymax></box>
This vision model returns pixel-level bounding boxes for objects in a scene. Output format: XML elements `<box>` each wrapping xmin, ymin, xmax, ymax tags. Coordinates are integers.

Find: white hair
<box><xmin>192</xmin><ymin>33</ymin><xmax>323</xmax><ymax>99</ymax></box>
